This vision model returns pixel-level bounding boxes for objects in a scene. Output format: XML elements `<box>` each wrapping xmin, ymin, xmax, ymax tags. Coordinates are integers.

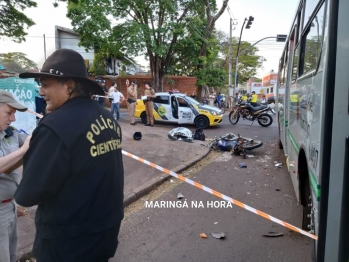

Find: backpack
<box><xmin>193</xmin><ymin>128</ymin><xmax>205</xmax><ymax>141</ymax></box>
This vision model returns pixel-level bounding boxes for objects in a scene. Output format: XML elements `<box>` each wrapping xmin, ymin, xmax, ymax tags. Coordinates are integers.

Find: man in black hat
<box><xmin>0</xmin><ymin>90</ymin><xmax>30</xmax><ymax>262</ymax></box>
<box><xmin>15</xmin><ymin>49</ymin><xmax>124</xmax><ymax>262</ymax></box>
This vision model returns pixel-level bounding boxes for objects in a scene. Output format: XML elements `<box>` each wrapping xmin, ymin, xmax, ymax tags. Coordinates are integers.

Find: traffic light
<box><xmin>245</xmin><ymin>16</ymin><xmax>254</xmax><ymax>29</ymax></box>
<box><xmin>276</xmin><ymin>34</ymin><xmax>287</xmax><ymax>42</ymax></box>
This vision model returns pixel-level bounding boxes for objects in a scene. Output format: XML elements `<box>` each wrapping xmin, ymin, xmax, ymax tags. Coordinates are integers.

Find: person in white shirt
<box><xmin>110</xmin><ymin>87</ymin><xmax>124</xmax><ymax>120</ymax></box>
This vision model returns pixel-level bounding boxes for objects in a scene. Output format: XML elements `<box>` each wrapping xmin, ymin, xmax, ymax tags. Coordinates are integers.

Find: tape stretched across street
<box><xmin>122</xmin><ymin>150</ymin><xmax>318</xmax><ymax>241</ymax></box>
<box><xmin>25</xmin><ymin>110</ymin><xmax>317</xmax><ymax>240</ymax></box>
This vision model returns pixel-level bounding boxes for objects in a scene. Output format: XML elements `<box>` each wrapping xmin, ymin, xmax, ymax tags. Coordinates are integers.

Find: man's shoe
<box><xmin>150</xmin><ymin>124</ymin><xmax>154</xmax><ymax>127</ymax></box>
<box><xmin>145</xmin><ymin>124</ymin><xmax>150</xmax><ymax>126</ymax></box>
<box><xmin>130</xmin><ymin>123</ymin><xmax>137</xmax><ymax>126</ymax></box>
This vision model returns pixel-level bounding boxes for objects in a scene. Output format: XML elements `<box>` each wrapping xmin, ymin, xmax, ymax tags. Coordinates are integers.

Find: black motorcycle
<box><xmin>229</xmin><ymin>101</ymin><xmax>273</xmax><ymax>127</ymax></box>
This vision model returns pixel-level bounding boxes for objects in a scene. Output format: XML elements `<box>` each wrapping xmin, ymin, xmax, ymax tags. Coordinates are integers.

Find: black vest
<box><xmin>34</xmin><ymin>97</ymin><xmax>124</xmax><ymax>238</ymax></box>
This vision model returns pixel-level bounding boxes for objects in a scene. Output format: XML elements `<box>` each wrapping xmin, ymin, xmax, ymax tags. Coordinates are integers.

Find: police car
<box><xmin>135</xmin><ymin>92</ymin><xmax>223</xmax><ymax>129</ymax></box>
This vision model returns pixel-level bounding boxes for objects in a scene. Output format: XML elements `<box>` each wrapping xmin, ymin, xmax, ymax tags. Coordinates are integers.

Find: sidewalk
<box><xmin>16</xmin><ymin>110</ymin><xmax>210</xmax><ymax>260</ymax></box>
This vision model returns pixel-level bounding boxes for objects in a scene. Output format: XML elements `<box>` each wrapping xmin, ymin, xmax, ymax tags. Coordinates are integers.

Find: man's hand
<box><xmin>3</xmin><ymin>135</ymin><xmax>31</xmax><ymax>174</ymax></box>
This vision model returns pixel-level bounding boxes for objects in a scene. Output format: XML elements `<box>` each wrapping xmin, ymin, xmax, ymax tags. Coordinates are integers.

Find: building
<box><xmin>262</xmin><ymin>70</ymin><xmax>278</xmax><ymax>94</ymax></box>
<box><xmin>55</xmin><ymin>26</ymin><xmax>143</xmax><ymax>75</ymax></box>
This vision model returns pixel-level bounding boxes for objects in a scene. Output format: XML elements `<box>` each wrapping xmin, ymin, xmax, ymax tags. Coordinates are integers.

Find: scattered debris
<box><xmin>200</xmin><ymin>233</ymin><xmax>208</xmax><ymax>238</ymax></box>
<box><xmin>177</xmin><ymin>193</ymin><xmax>184</xmax><ymax>199</ymax></box>
<box><xmin>246</xmin><ymin>155</ymin><xmax>254</xmax><ymax>158</ymax></box>
<box><xmin>170</xmin><ymin>179</ymin><xmax>174</xmax><ymax>183</ymax></box>
<box><xmin>275</xmin><ymin>188</ymin><xmax>281</xmax><ymax>191</ymax></box>
<box><xmin>275</xmin><ymin>163</ymin><xmax>282</xmax><ymax>167</ymax></box>
<box><xmin>239</xmin><ymin>163</ymin><xmax>247</xmax><ymax>168</ymax></box>
<box><xmin>263</xmin><ymin>232</ymin><xmax>284</xmax><ymax>237</ymax></box>
<box><xmin>168</xmin><ymin>127</ymin><xmax>193</xmax><ymax>142</ymax></box>
<box><xmin>211</xmin><ymin>232</ymin><xmax>225</xmax><ymax>239</ymax></box>
<box><xmin>214</xmin><ymin>222</ymin><xmax>218</xmax><ymax>225</ymax></box>
<box><xmin>290</xmin><ymin>163</ymin><xmax>295</xmax><ymax>167</ymax></box>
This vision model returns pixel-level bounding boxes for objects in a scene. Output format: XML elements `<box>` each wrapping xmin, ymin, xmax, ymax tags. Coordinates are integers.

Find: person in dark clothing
<box><xmin>15</xmin><ymin>49</ymin><xmax>124</xmax><ymax>262</ymax></box>
<box><xmin>93</xmin><ymin>79</ymin><xmax>108</xmax><ymax>107</ymax></box>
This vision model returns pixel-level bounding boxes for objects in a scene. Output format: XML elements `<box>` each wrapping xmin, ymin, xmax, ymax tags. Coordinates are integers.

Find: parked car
<box><xmin>135</xmin><ymin>92</ymin><xmax>223</xmax><ymax>129</ymax></box>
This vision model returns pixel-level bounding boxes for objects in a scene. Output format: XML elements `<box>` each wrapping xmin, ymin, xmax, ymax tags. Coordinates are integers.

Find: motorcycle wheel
<box><xmin>241</xmin><ymin>139</ymin><xmax>263</xmax><ymax>150</ymax></box>
<box><xmin>229</xmin><ymin>110</ymin><xmax>240</xmax><ymax>125</ymax></box>
<box><xmin>257</xmin><ymin>114</ymin><xmax>273</xmax><ymax>127</ymax></box>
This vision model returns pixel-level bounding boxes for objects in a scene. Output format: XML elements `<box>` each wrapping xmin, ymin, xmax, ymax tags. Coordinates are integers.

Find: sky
<box><xmin>1</xmin><ymin>0</ymin><xmax>299</xmax><ymax>78</ymax></box>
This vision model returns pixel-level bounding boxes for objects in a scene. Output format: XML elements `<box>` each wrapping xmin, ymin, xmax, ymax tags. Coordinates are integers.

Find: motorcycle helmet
<box><xmin>133</xmin><ymin>132</ymin><xmax>142</xmax><ymax>140</ymax></box>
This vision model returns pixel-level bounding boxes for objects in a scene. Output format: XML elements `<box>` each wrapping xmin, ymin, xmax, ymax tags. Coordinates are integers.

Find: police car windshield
<box><xmin>184</xmin><ymin>96</ymin><xmax>200</xmax><ymax>105</ymax></box>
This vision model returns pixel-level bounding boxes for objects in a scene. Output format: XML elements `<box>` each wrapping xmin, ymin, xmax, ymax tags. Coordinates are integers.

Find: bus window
<box><xmin>292</xmin><ymin>44</ymin><xmax>300</xmax><ymax>81</ymax></box>
<box><xmin>301</xmin><ymin>3</ymin><xmax>325</xmax><ymax>75</ymax></box>
<box><xmin>303</xmin><ymin>0</ymin><xmax>321</xmax><ymax>27</ymax></box>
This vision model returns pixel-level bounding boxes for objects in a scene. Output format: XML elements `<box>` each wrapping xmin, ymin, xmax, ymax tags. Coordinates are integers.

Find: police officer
<box><xmin>15</xmin><ymin>49</ymin><xmax>124</xmax><ymax>262</ymax></box>
<box><xmin>144</xmin><ymin>82</ymin><xmax>156</xmax><ymax>126</ymax></box>
<box><xmin>0</xmin><ymin>91</ymin><xmax>30</xmax><ymax>262</ymax></box>
<box><xmin>250</xmin><ymin>91</ymin><xmax>258</xmax><ymax>106</ymax></box>
<box><xmin>127</xmin><ymin>82</ymin><xmax>138</xmax><ymax>125</ymax></box>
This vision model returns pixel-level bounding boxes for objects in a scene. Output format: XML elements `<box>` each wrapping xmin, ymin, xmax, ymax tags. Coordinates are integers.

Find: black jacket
<box><xmin>15</xmin><ymin>96</ymin><xmax>124</xmax><ymax>239</ymax></box>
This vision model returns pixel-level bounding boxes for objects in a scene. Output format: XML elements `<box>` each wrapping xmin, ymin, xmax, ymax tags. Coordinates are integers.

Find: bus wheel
<box><xmin>301</xmin><ymin>168</ymin><xmax>314</xmax><ymax>232</ymax></box>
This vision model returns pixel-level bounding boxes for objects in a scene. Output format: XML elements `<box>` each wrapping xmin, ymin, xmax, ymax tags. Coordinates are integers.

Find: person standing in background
<box><xmin>110</xmin><ymin>87</ymin><xmax>125</xmax><ymax>120</ymax></box>
<box><xmin>0</xmin><ymin>90</ymin><xmax>31</xmax><ymax>262</ymax></box>
<box><xmin>250</xmin><ymin>91</ymin><xmax>258</xmax><ymax>106</ymax></box>
<box><xmin>127</xmin><ymin>82</ymin><xmax>137</xmax><ymax>125</ymax></box>
<box><xmin>190</xmin><ymin>91</ymin><xmax>196</xmax><ymax>99</ymax></box>
<box><xmin>144</xmin><ymin>82</ymin><xmax>156</xmax><ymax>127</ymax></box>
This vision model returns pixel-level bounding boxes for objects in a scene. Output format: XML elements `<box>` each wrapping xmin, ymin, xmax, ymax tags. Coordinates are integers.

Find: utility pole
<box><xmin>228</xmin><ymin>19</ymin><xmax>237</xmax><ymax>107</ymax></box>
<box><xmin>234</xmin><ymin>16</ymin><xmax>254</xmax><ymax>96</ymax></box>
<box><xmin>43</xmin><ymin>34</ymin><xmax>47</xmax><ymax>60</ymax></box>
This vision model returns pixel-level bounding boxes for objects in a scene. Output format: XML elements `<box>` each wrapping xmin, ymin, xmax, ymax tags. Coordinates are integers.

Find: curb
<box><xmin>123</xmin><ymin>146</ymin><xmax>210</xmax><ymax>208</ymax></box>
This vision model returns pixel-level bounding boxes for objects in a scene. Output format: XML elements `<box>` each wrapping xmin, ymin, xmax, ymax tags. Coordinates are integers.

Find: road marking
<box><xmin>122</xmin><ymin>149</ymin><xmax>318</xmax><ymax>241</ymax></box>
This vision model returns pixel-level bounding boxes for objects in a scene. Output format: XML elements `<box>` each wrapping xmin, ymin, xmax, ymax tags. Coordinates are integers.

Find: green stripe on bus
<box><xmin>309</xmin><ymin>170</ymin><xmax>321</xmax><ymax>201</ymax></box>
<box><xmin>279</xmin><ymin>116</ymin><xmax>288</xmax><ymax>127</ymax></box>
<box><xmin>287</xmin><ymin>130</ymin><xmax>299</xmax><ymax>154</ymax></box>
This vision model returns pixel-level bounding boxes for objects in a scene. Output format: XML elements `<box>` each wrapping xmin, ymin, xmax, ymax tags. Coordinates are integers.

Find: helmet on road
<box><xmin>133</xmin><ymin>132</ymin><xmax>142</xmax><ymax>140</ymax></box>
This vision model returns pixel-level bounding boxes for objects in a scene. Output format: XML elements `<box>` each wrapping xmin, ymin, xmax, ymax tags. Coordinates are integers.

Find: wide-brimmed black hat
<box><xmin>19</xmin><ymin>49</ymin><xmax>104</xmax><ymax>95</ymax></box>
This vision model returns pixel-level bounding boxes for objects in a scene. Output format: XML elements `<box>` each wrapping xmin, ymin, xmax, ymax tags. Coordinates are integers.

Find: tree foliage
<box><xmin>0</xmin><ymin>0</ymin><xmax>37</xmax><ymax>42</ymax></box>
<box><xmin>0</xmin><ymin>0</ymin><xmax>67</xmax><ymax>43</ymax></box>
<box><xmin>216</xmin><ymin>31</ymin><xmax>265</xmax><ymax>84</ymax></box>
<box><xmin>0</xmin><ymin>52</ymin><xmax>38</xmax><ymax>69</ymax></box>
<box><xmin>65</xmin><ymin>0</ymin><xmax>229</xmax><ymax>92</ymax></box>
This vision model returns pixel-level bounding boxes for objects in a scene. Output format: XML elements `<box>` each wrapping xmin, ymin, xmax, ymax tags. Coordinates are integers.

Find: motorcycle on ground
<box><xmin>229</xmin><ymin>100</ymin><xmax>273</xmax><ymax>127</ymax></box>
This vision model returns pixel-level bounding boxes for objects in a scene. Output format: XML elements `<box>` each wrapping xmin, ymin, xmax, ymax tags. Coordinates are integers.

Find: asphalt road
<box><xmin>112</xmin><ymin>111</ymin><xmax>313</xmax><ymax>262</ymax></box>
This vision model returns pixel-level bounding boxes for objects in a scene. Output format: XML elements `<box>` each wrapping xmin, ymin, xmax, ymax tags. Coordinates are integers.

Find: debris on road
<box><xmin>211</xmin><ymin>232</ymin><xmax>226</xmax><ymax>239</ymax></box>
<box><xmin>168</xmin><ymin>127</ymin><xmax>193</xmax><ymax>142</ymax></box>
<box><xmin>275</xmin><ymin>188</ymin><xmax>281</xmax><ymax>191</ymax></box>
<box><xmin>239</xmin><ymin>163</ymin><xmax>247</xmax><ymax>168</ymax></box>
<box><xmin>214</xmin><ymin>222</ymin><xmax>218</xmax><ymax>225</ymax></box>
<box><xmin>200</xmin><ymin>233</ymin><xmax>208</xmax><ymax>238</ymax></box>
<box><xmin>263</xmin><ymin>232</ymin><xmax>284</xmax><ymax>237</ymax></box>
<box><xmin>246</xmin><ymin>155</ymin><xmax>254</xmax><ymax>158</ymax></box>
<box><xmin>177</xmin><ymin>193</ymin><xmax>184</xmax><ymax>199</ymax></box>
<box><xmin>275</xmin><ymin>163</ymin><xmax>282</xmax><ymax>167</ymax></box>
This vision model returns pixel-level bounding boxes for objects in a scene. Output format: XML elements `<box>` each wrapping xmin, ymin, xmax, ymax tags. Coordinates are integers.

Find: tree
<box><xmin>216</xmin><ymin>31</ymin><xmax>265</xmax><ymax>84</ymax></box>
<box><xmin>0</xmin><ymin>0</ymin><xmax>66</xmax><ymax>43</ymax></box>
<box><xmin>0</xmin><ymin>52</ymin><xmax>38</xmax><ymax>69</ymax></box>
<box><xmin>65</xmin><ymin>0</ymin><xmax>229</xmax><ymax>92</ymax></box>
<box><xmin>66</xmin><ymin>0</ymin><xmax>199</xmax><ymax>91</ymax></box>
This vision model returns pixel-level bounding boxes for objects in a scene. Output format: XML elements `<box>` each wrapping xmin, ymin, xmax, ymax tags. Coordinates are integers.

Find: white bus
<box><xmin>276</xmin><ymin>0</ymin><xmax>349</xmax><ymax>261</ymax></box>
